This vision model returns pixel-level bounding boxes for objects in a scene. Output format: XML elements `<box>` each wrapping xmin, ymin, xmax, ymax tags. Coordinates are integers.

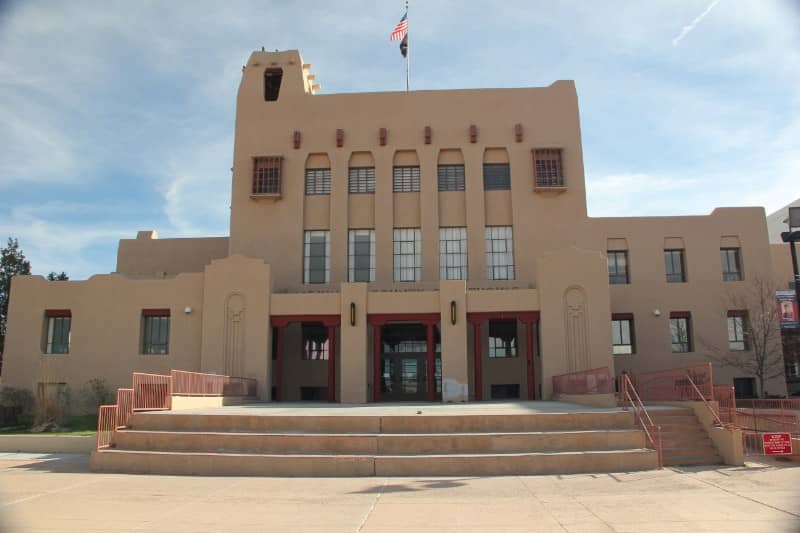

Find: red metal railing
<box><xmin>171</xmin><ymin>370</ymin><xmax>225</xmax><ymax>396</ymax></box>
<box><xmin>223</xmin><ymin>376</ymin><xmax>258</xmax><ymax>397</ymax></box>
<box><xmin>736</xmin><ymin>406</ymin><xmax>800</xmax><ymax>435</ymax></box>
<box><xmin>552</xmin><ymin>367</ymin><xmax>614</xmax><ymax>395</ymax></box>
<box><xmin>132</xmin><ymin>372</ymin><xmax>172</xmax><ymax>411</ymax></box>
<box><xmin>97</xmin><ymin>369</ymin><xmax>257</xmax><ymax>450</ymax></box>
<box><xmin>713</xmin><ymin>385</ymin><xmax>737</xmax><ymax>427</ymax></box>
<box><xmin>630</xmin><ymin>363</ymin><xmax>713</xmax><ymax>402</ymax></box>
<box><xmin>96</xmin><ymin>405</ymin><xmax>118</xmax><ymax>449</ymax></box>
<box><xmin>737</xmin><ymin>399</ymin><xmax>800</xmax><ymax>411</ymax></box>
<box><xmin>115</xmin><ymin>388</ymin><xmax>133</xmax><ymax>428</ymax></box>
<box><xmin>619</xmin><ymin>374</ymin><xmax>663</xmax><ymax>469</ymax></box>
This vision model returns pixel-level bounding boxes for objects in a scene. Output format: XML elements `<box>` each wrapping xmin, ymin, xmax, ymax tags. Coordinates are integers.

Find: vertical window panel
<box><xmin>608</xmin><ymin>251</ymin><xmax>629</xmax><ymax>284</ymax></box>
<box><xmin>348</xmin><ymin>167</ymin><xmax>376</xmax><ymax>193</ymax></box>
<box><xmin>392</xmin><ymin>166</ymin><xmax>420</xmax><ymax>192</ymax></box>
<box><xmin>483</xmin><ymin>163</ymin><xmax>510</xmax><ymax>190</ymax></box>
<box><xmin>393</xmin><ymin>228</ymin><xmax>421</xmax><ymax>282</ymax></box>
<box><xmin>304</xmin><ymin>168</ymin><xmax>331</xmax><ymax>195</ymax></box>
<box><xmin>304</xmin><ymin>230</ymin><xmax>330</xmax><ymax>284</ymax></box>
<box><xmin>721</xmin><ymin>248</ymin><xmax>742</xmax><ymax>281</ymax></box>
<box><xmin>664</xmin><ymin>249</ymin><xmax>686</xmax><ymax>283</ymax></box>
<box><xmin>437</xmin><ymin>165</ymin><xmax>465</xmax><ymax>191</ymax></box>
<box><xmin>348</xmin><ymin>229</ymin><xmax>375</xmax><ymax>282</ymax></box>
<box><xmin>485</xmin><ymin>226</ymin><xmax>514</xmax><ymax>280</ymax></box>
<box><xmin>439</xmin><ymin>227</ymin><xmax>467</xmax><ymax>280</ymax></box>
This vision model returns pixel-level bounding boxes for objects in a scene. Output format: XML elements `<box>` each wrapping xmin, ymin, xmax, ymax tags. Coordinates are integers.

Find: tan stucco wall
<box><xmin>116</xmin><ymin>231</ymin><xmax>228</xmax><ymax>278</ymax></box>
<box><xmin>771</xmin><ymin>243</ymin><xmax>798</xmax><ymax>289</ymax></box>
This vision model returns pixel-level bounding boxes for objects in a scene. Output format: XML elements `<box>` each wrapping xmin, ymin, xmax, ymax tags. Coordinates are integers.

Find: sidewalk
<box><xmin>0</xmin><ymin>453</ymin><xmax>798</xmax><ymax>532</ymax></box>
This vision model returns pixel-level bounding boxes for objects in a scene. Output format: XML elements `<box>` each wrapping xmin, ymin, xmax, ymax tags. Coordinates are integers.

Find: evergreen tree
<box><xmin>0</xmin><ymin>238</ymin><xmax>32</xmax><ymax>353</ymax></box>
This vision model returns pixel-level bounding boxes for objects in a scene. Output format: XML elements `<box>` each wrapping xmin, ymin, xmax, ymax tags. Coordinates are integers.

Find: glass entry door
<box><xmin>381</xmin><ymin>353</ymin><xmax>428</xmax><ymax>402</ymax></box>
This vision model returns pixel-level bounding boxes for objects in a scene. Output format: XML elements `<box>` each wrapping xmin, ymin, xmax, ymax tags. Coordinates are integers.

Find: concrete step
<box><xmin>129</xmin><ymin>411</ymin><xmax>638</xmax><ymax>434</ymax></box>
<box><xmin>663</xmin><ymin>446</ymin><xmax>718</xmax><ymax>456</ymax></box>
<box><xmin>91</xmin><ymin>448</ymin><xmax>659</xmax><ymax>477</ymax></box>
<box><xmin>112</xmin><ymin>428</ymin><xmax>647</xmax><ymax>455</ymax></box>
<box><xmin>664</xmin><ymin>454</ymin><xmax>723</xmax><ymax>466</ymax></box>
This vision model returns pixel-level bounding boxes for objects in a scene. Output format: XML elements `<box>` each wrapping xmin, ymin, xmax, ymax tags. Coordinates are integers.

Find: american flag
<box><xmin>390</xmin><ymin>14</ymin><xmax>408</xmax><ymax>41</ymax></box>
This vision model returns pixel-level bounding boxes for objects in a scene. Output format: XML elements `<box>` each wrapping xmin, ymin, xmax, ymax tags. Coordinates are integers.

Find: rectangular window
<box><xmin>142</xmin><ymin>310</ymin><xmax>170</xmax><ymax>354</ymax></box>
<box><xmin>608</xmin><ymin>251</ymin><xmax>629</xmax><ymax>284</ymax></box>
<box><xmin>392</xmin><ymin>166</ymin><xmax>420</xmax><ymax>192</ymax></box>
<box><xmin>393</xmin><ymin>228</ymin><xmax>421</xmax><ymax>282</ymax></box>
<box><xmin>611</xmin><ymin>316</ymin><xmax>635</xmax><ymax>355</ymax></box>
<box><xmin>439</xmin><ymin>227</ymin><xmax>468</xmax><ymax>280</ymax></box>
<box><xmin>304</xmin><ymin>168</ymin><xmax>331</xmax><ymax>195</ymax></box>
<box><xmin>669</xmin><ymin>313</ymin><xmax>692</xmax><ymax>353</ymax></box>
<box><xmin>664</xmin><ymin>249</ymin><xmax>686</xmax><ymax>283</ymax></box>
<box><xmin>483</xmin><ymin>163</ymin><xmax>511</xmax><ymax>190</ymax></box>
<box><xmin>485</xmin><ymin>226</ymin><xmax>515</xmax><ymax>280</ymax></box>
<box><xmin>438</xmin><ymin>164</ymin><xmax>465</xmax><ymax>191</ymax></box>
<box><xmin>489</xmin><ymin>319</ymin><xmax>517</xmax><ymax>358</ymax></box>
<box><xmin>533</xmin><ymin>148</ymin><xmax>564</xmax><ymax>187</ymax></box>
<box><xmin>303</xmin><ymin>230</ymin><xmax>330</xmax><ymax>284</ymax></box>
<box><xmin>348</xmin><ymin>167</ymin><xmax>375</xmax><ymax>193</ymax></box>
<box><xmin>44</xmin><ymin>310</ymin><xmax>71</xmax><ymax>354</ymax></box>
<box><xmin>727</xmin><ymin>312</ymin><xmax>748</xmax><ymax>351</ymax></box>
<box><xmin>302</xmin><ymin>324</ymin><xmax>329</xmax><ymax>361</ymax></box>
<box><xmin>721</xmin><ymin>248</ymin><xmax>742</xmax><ymax>281</ymax></box>
<box><xmin>252</xmin><ymin>156</ymin><xmax>282</xmax><ymax>195</ymax></box>
<box><xmin>348</xmin><ymin>229</ymin><xmax>375</xmax><ymax>282</ymax></box>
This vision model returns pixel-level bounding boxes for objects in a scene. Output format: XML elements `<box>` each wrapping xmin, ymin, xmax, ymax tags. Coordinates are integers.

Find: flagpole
<box><xmin>405</xmin><ymin>0</ymin><xmax>410</xmax><ymax>92</ymax></box>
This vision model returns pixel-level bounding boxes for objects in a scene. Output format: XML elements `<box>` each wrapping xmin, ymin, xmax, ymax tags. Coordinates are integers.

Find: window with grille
<box><xmin>302</xmin><ymin>324</ymin><xmax>329</xmax><ymax>360</ymax></box>
<box><xmin>439</xmin><ymin>227</ymin><xmax>467</xmax><ymax>280</ymax></box>
<box><xmin>252</xmin><ymin>156</ymin><xmax>282</xmax><ymax>195</ymax></box>
<box><xmin>43</xmin><ymin>310</ymin><xmax>71</xmax><ymax>354</ymax></box>
<box><xmin>721</xmin><ymin>248</ymin><xmax>742</xmax><ymax>281</ymax></box>
<box><xmin>393</xmin><ymin>166</ymin><xmax>420</xmax><ymax>192</ymax></box>
<box><xmin>727</xmin><ymin>312</ymin><xmax>748</xmax><ymax>351</ymax></box>
<box><xmin>348</xmin><ymin>229</ymin><xmax>375</xmax><ymax>282</ymax></box>
<box><xmin>533</xmin><ymin>148</ymin><xmax>564</xmax><ymax>187</ymax></box>
<box><xmin>485</xmin><ymin>226</ymin><xmax>514</xmax><ymax>280</ymax></box>
<box><xmin>303</xmin><ymin>230</ymin><xmax>330</xmax><ymax>284</ymax></box>
<box><xmin>612</xmin><ymin>318</ymin><xmax>634</xmax><ymax>355</ymax></box>
<box><xmin>669</xmin><ymin>314</ymin><xmax>692</xmax><ymax>353</ymax></box>
<box><xmin>348</xmin><ymin>167</ymin><xmax>375</xmax><ymax>193</ymax></box>
<box><xmin>438</xmin><ymin>165</ymin><xmax>465</xmax><ymax>191</ymax></box>
<box><xmin>264</xmin><ymin>68</ymin><xmax>283</xmax><ymax>101</ymax></box>
<box><xmin>664</xmin><ymin>249</ymin><xmax>686</xmax><ymax>283</ymax></box>
<box><xmin>608</xmin><ymin>251</ymin><xmax>629</xmax><ymax>284</ymax></box>
<box><xmin>393</xmin><ymin>228</ymin><xmax>421</xmax><ymax>282</ymax></box>
<box><xmin>305</xmin><ymin>168</ymin><xmax>331</xmax><ymax>195</ymax></box>
<box><xmin>489</xmin><ymin>320</ymin><xmax>517</xmax><ymax>358</ymax></box>
<box><xmin>142</xmin><ymin>310</ymin><xmax>170</xmax><ymax>354</ymax></box>
<box><xmin>483</xmin><ymin>163</ymin><xmax>510</xmax><ymax>190</ymax></box>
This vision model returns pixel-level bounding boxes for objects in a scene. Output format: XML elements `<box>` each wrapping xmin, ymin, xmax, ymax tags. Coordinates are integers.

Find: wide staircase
<box><xmin>91</xmin><ymin>408</ymin><xmax>659</xmax><ymax>476</ymax></box>
<box><xmin>650</xmin><ymin>407</ymin><xmax>722</xmax><ymax>466</ymax></box>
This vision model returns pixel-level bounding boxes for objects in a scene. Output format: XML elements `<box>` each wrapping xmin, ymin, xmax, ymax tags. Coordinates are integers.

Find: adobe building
<box><xmin>1</xmin><ymin>49</ymin><xmax>790</xmax><ymax>404</ymax></box>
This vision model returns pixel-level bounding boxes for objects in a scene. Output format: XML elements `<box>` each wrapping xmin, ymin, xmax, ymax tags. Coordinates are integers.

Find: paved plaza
<box><xmin>0</xmin><ymin>452</ymin><xmax>798</xmax><ymax>532</ymax></box>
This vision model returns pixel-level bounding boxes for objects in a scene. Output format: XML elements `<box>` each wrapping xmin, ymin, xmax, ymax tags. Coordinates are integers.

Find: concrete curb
<box><xmin>0</xmin><ymin>434</ymin><xmax>96</xmax><ymax>454</ymax></box>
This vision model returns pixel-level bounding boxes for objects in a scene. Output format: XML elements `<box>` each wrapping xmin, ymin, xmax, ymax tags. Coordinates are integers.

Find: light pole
<box><xmin>780</xmin><ymin>206</ymin><xmax>800</xmax><ymax>307</ymax></box>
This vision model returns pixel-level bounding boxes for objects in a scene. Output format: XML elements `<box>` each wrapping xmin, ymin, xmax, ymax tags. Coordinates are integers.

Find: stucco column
<box><xmin>374</xmin><ymin>151</ymin><xmax>394</xmax><ymax>286</ymax></box>
<box><xmin>419</xmin><ymin>146</ymin><xmax>439</xmax><ymax>282</ymax></box>
<box><xmin>463</xmin><ymin>146</ymin><xmax>487</xmax><ymax>282</ymax></box>
<box><xmin>339</xmin><ymin>282</ymin><xmax>368</xmax><ymax>403</ymax></box>
<box><xmin>439</xmin><ymin>280</ymin><xmax>468</xmax><ymax>402</ymax></box>
<box><xmin>329</xmin><ymin>151</ymin><xmax>349</xmax><ymax>283</ymax></box>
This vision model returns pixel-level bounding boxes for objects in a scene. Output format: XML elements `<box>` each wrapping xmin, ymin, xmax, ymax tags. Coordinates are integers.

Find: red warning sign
<box><xmin>762</xmin><ymin>433</ymin><xmax>793</xmax><ymax>455</ymax></box>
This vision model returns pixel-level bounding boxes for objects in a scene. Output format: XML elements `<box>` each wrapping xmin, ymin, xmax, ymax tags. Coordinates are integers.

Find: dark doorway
<box><xmin>734</xmin><ymin>377</ymin><xmax>756</xmax><ymax>399</ymax></box>
<box><xmin>380</xmin><ymin>323</ymin><xmax>440</xmax><ymax>402</ymax></box>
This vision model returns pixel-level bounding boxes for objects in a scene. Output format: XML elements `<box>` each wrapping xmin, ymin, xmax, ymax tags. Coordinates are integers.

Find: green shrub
<box><xmin>0</xmin><ymin>386</ymin><xmax>35</xmax><ymax>427</ymax></box>
<box><xmin>79</xmin><ymin>378</ymin><xmax>114</xmax><ymax>414</ymax></box>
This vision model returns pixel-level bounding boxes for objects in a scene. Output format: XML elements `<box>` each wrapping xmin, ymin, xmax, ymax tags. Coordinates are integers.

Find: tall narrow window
<box><xmin>533</xmin><ymin>148</ymin><xmax>564</xmax><ymax>188</ymax></box>
<box><xmin>43</xmin><ymin>310</ymin><xmax>71</xmax><ymax>354</ymax></box>
<box><xmin>303</xmin><ymin>230</ymin><xmax>330</xmax><ymax>284</ymax></box>
<box><xmin>142</xmin><ymin>310</ymin><xmax>170</xmax><ymax>354</ymax></box>
<box><xmin>439</xmin><ymin>227</ymin><xmax>468</xmax><ymax>280</ymax></box>
<box><xmin>348</xmin><ymin>167</ymin><xmax>375</xmax><ymax>193</ymax></box>
<box><xmin>483</xmin><ymin>163</ymin><xmax>511</xmax><ymax>190</ymax></box>
<box><xmin>485</xmin><ymin>226</ymin><xmax>514</xmax><ymax>280</ymax></box>
<box><xmin>488</xmin><ymin>320</ymin><xmax>517</xmax><ymax>358</ymax></box>
<box><xmin>664</xmin><ymin>249</ymin><xmax>686</xmax><ymax>283</ymax></box>
<box><xmin>438</xmin><ymin>164</ymin><xmax>465</xmax><ymax>191</ymax></box>
<box><xmin>348</xmin><ymin>229</ymin><xmax>375</xmax><ymax>282</ymax></box>
<box><xmin>392</xmin><ymin>166</ymin><xmax>420</xmax><ymax>192</ymax></box>
<box><xmin>304</xmin><ymin>168</ymin><xmax>331</xmax><ymax>195</ymax></box>
<box><xmin>253</xmin><ymin>156</ymin><xmax>282</xmax><ymax>195</ymax></box>
<box><xmin>302</xmin><ymin>324</ymin><xmax>329</xmax><ymax>360</ymax></box>
<box><xmin>264</xmin><ymin>68</ymin><xmax>283</xmax><ymax>101</ymax></box>
<box><xmin>727</xmin><ymin>311</ymin><xmax>748</xmax><ymax>351</ymax></box>
<box><xmin>669</xmin><ymin>312</ymin><xmax>692</xmax><ymax>353</ymax></box>
<box><xmin>393</xmin><ymin>228</ymin><xmax>421</xmax><ymax>282</ymax></box>
<box><xmin>608</xmin><ymin>251</ymin><xmax>629</xmax><ymax>284</ymax></box>
<box><xmin>611</xmin><ymin>315</ymin><xmax>635</xmax><ymax>355</ymax></box>
<box><xmin>721</xmin><ymin>248</ymin><xmax>742</xmax><ymax>281</ymax></box>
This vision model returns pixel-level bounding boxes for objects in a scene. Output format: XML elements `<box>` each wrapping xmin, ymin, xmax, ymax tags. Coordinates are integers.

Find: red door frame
<box><xmin>466</xmin><ymin>311</ymin><xmax>539</xmax><ymax>401</ymax></box>
<box><xmin>368</xmin><ymin>313</ymin><xmax>440</xmax><ymax>403</ymax></box>
<box><xmin>270</xmin><ymin>314</ymin><xmax>341</xmax><ymax>402</ymax></box>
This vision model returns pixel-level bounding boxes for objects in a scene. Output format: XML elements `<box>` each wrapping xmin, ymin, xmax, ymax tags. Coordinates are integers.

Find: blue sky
<box><xmin>1</xmin><ymin>0</ymin><xmax>798</xmax><ymax>279</ymax></box>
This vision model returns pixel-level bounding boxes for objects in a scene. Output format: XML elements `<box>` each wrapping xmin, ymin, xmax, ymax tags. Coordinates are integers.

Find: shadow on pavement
<box><xmin>5</xmin><ymin>453</ymin><xmax>90</xmax><ymax>474</ymax></box>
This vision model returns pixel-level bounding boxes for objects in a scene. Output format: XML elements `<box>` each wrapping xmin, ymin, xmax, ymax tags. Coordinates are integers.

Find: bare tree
<box><xmin>700</xmin><ymin>276</ymin><xmax>786</xmax><ymax>398</ymax></box>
